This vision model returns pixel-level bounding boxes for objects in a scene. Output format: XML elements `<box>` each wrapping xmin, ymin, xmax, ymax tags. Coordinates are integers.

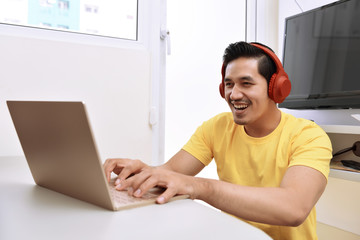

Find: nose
<box><xmin>229</xmin><ymin>84</ymin><xmax>244</xmax><ymax>100</ymax></box>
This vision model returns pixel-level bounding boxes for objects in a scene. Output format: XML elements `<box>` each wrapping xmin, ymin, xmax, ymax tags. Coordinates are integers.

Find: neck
<box><xmin>244</xmin><ymin>107</ymin><xmax>281</xmax><ymax>138</ymax></box>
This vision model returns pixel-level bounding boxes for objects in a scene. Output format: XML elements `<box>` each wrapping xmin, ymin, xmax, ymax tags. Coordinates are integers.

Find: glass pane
<box><xmin>0</xmin><ymin>0</ymin><xmax>138</xmax><ymax>40</ymax></box>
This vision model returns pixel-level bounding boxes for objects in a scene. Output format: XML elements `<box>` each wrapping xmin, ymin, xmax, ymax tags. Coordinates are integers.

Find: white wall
<box><xmin>251</xmin><ymin>0</ymin><xmax>280</xmax><ymax>53</ymax></box>
<box><xmin>165</xmin><ymin>0</ymin><xmax>246</xmax><ymax>165</ymax></box>
<box><xmin>0</xmin><ymin>31</ymin><xmax>153</xmax><ymax>164</ymax></box>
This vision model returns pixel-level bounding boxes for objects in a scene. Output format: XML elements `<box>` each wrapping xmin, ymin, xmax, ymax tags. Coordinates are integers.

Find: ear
<box><xmin>219</xmin><ymin>82</ymin><xmax>225</xmax><ymax>98</ymax></box>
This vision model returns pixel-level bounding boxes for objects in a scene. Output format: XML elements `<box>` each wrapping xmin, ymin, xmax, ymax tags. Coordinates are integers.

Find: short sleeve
<box><xmin>182</xmin><ymin>119</ymin><xmax>214</xmax><ymax>166</ymax></box>
<box><xmin>288</xmin><ymin>124</ymin><xmax>333</xmax><ymax>180</ymax></box>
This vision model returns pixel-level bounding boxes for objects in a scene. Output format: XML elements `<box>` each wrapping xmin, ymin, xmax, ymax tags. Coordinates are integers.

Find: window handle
<box><xmin>160</xmin><ymin>27</ymin><xmax>171</xmax><ymax>55</ymax></box>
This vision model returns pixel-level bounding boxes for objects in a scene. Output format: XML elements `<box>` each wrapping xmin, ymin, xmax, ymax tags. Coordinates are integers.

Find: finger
<box><xmin>103</xmin><ymin>158</ymin><xmax>120</xmax><ymax>183</ymax></box>
<box><xmin>117</xmin><ymin>165</ymin><xmax>137</xmax><ymax>182</ymax></box>
<box><xmin>105</xmin><ymin>159</ymin><xmax>134</xmax><ymax>184</ymax></box>
<box><xmin>132</xmin><ymin>174</ymin><xmax>159</xmax><ymax>198</ymax></box>
<box><xmin>104</xmin><ymin>158</ymin><xmax>134</xmax><ymax>184</ymax></box>
<box><xmin>156</xmin><ymin>187</ymin><xmax>178</xmax><ymax>204</ymax></box>
<box><xmin>115</xmin><ymin>169</ymin><xmax>147</xmax><ymax>192</ymax></box>
<box><xmin>115</xmin><ymin>173</ymin><xmax>137</xmax><ymax>191</ymax></box>
<box><xmin>117</xmin><ymin>159</ymin><xmax>147</xmax><ymax>182</ymax></box>
<box><xmin>115</xmin><ymin>169</ymin><xmax>150</xmax><ymax>194</ymax></box>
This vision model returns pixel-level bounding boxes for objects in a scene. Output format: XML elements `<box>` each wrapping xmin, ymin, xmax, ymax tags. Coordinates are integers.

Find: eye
<box><xmin>243</xmin><ymin>81</ymin><xmax>253</xmax><ymax>86</ymax></box>
<box><xmin>225</xmin><ymin>81</ymin><xmax>233</xmax><ymax>87</ymax></box>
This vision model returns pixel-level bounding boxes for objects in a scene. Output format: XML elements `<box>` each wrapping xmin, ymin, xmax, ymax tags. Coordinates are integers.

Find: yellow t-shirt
<box><xmin>182</xmin><ymin>111</ymin><xmax>332</xmax><ymax>240</ymax></box>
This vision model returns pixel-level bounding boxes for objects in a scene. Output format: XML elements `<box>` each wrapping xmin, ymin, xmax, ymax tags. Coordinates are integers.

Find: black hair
<box><xmin>222</xmin><ymin>41</ymin><xmax>276</xmax><ymax>84</ymax></box>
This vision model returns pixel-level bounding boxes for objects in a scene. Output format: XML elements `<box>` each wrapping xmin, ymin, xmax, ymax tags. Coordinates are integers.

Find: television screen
<box><xmin>279</xmin><ymin>0</ymin><xmax>360</xmax><ymax>109</ymax></box>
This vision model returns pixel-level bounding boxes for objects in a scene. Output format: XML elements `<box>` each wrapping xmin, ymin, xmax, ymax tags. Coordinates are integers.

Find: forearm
<box><xmin>157</xmin><ymin>150</ymin><xmax>205</xmax><ymax>176</ymax></box>
<box><xmin>193</xmin><ymin>177</ymin><xmax>310</xmax><ymax>226</ymax></box>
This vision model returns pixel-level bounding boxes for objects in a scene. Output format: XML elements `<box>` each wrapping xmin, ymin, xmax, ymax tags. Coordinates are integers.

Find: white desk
<box><xmin>0</xmin><ymin>156</ymin><xmax>271</xmax><ymax>240</ymax></box>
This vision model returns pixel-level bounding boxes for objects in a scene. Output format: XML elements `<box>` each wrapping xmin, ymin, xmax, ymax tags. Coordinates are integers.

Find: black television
<box><xmin>279</xmin><ymin>0</ymin><xmax>360</xmax><ymax>109</ymax></box>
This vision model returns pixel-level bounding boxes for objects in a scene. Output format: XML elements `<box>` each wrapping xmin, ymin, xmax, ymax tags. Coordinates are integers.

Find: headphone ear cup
<box><xmin>250</xmin><ymin>42</ymin><xmax>291</xmax><ymax>103</ymax></box>
<box><xmin>270</xmin><ymin>75</ymin><xmax>291</xmax><ymax>103</ymax></box>
<box><xmin>268</xmin><ymin>74</ymin><xmax>277</xmax><ymax>102</ymax></box>
<box><xmin>219</xmin><ymin>82</ymin><xmax>225</xmax><ymax>98</ymax></box>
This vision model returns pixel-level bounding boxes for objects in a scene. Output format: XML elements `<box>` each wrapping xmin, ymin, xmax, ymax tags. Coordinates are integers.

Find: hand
<box><xmin>116</xmin><ymin>167</ymin><xmax>195</xmax><ymax>204</ymax></box>
<box><xmin>103</xmin><ymin>158</ymin><xmax>149</xmax><ymax>183</ymax></box>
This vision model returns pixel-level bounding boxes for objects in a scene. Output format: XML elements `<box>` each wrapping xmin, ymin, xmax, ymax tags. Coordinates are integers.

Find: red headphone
<box><xmin>219</xmin><ymin>42</ymin><xmax>291</xmax><ymax>103</ymax></box>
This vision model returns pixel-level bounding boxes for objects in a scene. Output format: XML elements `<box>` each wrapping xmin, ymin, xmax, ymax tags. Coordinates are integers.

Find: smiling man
<box><xmin>103</xmin><ymin>41</ymin><xmax>332</xmax><ymax>240</ymax></box>
<box><xmin>224</xmin><ymin>56</ymin><xmax>279</xmax><ymax>136</ymax></box>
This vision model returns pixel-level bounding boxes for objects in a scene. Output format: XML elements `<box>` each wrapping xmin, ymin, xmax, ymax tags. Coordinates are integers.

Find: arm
<box><xmin>105</xmin><ymin>152</ymin><xmax>326</xmax><ymax>226</ymax></box>
<box><xmin>193</xmin><ymin>165</ymin><xmax>327</xmax><ymax>226</ymax></box>
<box><xmin>161</xmin><ymin>149</ymin><xmax>206</xmax><ymax>175</ymax></box>
<box><xmin>124</xmin><ymin>164</ymin><xmax>326</xmax><ymax>227</ymax></box>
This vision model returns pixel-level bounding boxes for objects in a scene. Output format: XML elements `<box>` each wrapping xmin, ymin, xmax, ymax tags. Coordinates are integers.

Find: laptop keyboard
<box><xmin>108</xmin><ymin>180</ymin><xmax>164</xmax><ymax>209</ymax></box>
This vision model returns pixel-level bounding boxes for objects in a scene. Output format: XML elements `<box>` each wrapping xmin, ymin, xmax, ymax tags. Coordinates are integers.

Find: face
<box><xmin>224</xmin><ymin>57</ymin><xmax>275</xmax><ymax>128</ymax></box>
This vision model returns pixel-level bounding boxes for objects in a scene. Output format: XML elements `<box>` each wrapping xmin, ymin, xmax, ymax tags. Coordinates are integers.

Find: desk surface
<box><xmin>0</xmin><ymin>156</ymin><xmax>271</xmax><ymax>240</ymax></box>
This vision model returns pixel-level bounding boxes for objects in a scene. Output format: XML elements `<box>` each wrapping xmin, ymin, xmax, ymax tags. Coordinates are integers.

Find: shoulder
<box><xmin>282</xmin><ymin>111</ymin><xmax>324</xmax><ymax>132</ymax></box>
<box><xmin>281</xmin><ymin>112</ymin><xmax>333</xmax><ymax>179</ymax></box>
<box><xmin>281</xmin><ymin>111</ymin><xmax>331</xmax><ymax>145</ymax></box>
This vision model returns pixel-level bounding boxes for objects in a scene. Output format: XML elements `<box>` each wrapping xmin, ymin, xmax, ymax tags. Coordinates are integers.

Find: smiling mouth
<box><xmin>232</xmin><ymin>102</ymin><xmax>249</xmax><ymax>111</ymax></box>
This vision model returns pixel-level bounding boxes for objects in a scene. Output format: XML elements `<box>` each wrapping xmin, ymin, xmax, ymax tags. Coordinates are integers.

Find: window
<box><xmin>0</xmin><ymin>0</ymin><xmax>167</xmax><ymax>164</ymax></box>
<box><xmin>0</xmin><ymin>0</ymin><xmax>138</xmax><ymax>40</ymax></box>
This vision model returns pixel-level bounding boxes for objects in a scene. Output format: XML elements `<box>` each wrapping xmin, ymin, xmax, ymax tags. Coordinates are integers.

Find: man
<box><xmin>103</xmin><ymin>41</ymin><xmax>332</xmax><ymax>240</ymax></box>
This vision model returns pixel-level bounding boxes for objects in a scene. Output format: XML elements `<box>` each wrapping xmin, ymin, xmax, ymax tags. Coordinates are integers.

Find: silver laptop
<box><xmin>7</xmin><ymin>101</ymin><xmax>187</xmax><ymax>211</ymax></box>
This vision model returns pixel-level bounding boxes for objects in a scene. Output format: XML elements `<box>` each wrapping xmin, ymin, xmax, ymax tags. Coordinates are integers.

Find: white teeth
<box><xmin>232</xmin><ymin>102</ymin><xmax>249</xmax><ymax>110</ymax></box>
<box><xmin>234</xmin><ymin>104</ymin><xmax>248</xmax><ymax>109</ymax></box>
<box><xmin>231</xmin><ymin>101</ymin><xmax>249</xmax><ymax>110</ymax></box>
